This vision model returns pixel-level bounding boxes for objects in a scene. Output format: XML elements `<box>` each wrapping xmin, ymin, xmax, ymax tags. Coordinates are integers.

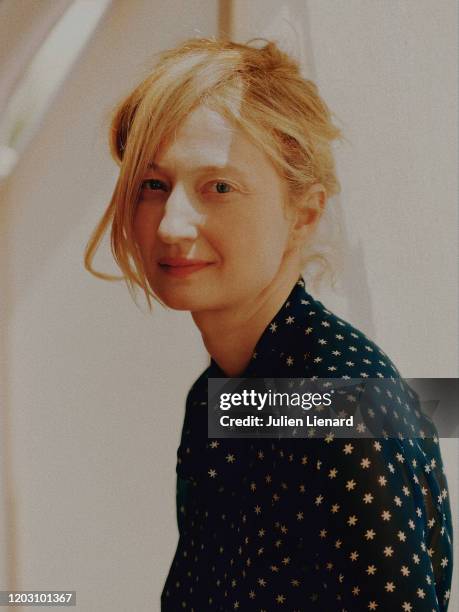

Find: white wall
<box><xmin>1</xmin><ymin>1</ymin><xmax>457</xmax><ymax>611</ymax></box>
<box><xmin>1</xmin><ymin>1</ymin><xmax>217</xmax><ymax>610</ymax></box>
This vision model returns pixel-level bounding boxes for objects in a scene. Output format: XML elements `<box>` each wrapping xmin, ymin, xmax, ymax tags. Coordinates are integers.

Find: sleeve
<box><xmin>229</xmin><ymin>436</ymin><xmax>451</xmax><ymax>611</ymax></box>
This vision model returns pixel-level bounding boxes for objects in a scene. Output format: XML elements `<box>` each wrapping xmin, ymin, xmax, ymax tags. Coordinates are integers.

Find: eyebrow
<box><xmin>147</xmin><ymin>161</ymin><xmax>250</xmax><ymax>180</ymax></box>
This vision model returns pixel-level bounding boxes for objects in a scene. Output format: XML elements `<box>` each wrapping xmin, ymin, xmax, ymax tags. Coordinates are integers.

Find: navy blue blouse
<box><xmin>161</xmin><ymin>277</ymin><xmax>453</xmax><ymax>611</ymax></box>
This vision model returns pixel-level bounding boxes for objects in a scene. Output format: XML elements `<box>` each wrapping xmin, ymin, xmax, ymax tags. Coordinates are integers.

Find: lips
<box><xmin>158</xmin><ymin>257</ymin><xmax>212</xmax><ymax>267</ymax></box>
<box><xmin>158</xmin><ymin>257</ymin><xmax>214</xmax><ymax>278</ymax></box>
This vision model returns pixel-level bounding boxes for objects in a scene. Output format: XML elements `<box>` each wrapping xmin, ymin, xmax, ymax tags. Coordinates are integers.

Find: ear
<box><xmin>287</xmin><ymin>183</ymin><xmax>327</xmax><ymax>248</ymax></box>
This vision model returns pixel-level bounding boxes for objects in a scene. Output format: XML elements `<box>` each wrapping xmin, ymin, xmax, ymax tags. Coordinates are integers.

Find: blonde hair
<box><xmin>84</xmin><ymin>37</ymin><xmax>344</xmax><ymax>310</ymax></box>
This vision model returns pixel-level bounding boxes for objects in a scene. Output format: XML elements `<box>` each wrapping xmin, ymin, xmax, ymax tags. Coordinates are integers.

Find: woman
<box><xmin>85</xmin><ymin>38</ymin><xmax>453</xmax><ymax>610</ymax></box>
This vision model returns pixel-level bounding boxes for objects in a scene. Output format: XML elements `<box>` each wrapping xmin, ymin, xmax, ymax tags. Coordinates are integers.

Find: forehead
<box><xmin>153</xmin><ymin>105</ymin><xmax>277</xmax><ymax>179</ymax></box>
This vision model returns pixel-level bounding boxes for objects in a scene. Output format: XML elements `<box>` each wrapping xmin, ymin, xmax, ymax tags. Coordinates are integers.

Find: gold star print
<box><xmin>347</xmin><ymin>515</ymin><xmax>358</xmax><ymax>526</ymax></box>
<box><xmin>366</xmin><ymin>565</ymin><xmax>377</xmax><ymax>575</ymax></box>
<box><xmin>368</xmin><ymin>601</ymin><xmax>378</xmax><ymax>610</ymax></box>
<box><xmin>209</xmin><ymin>440</ymin><xmax>219</xmax><ymax>448</ymax></box>
<box><xmin>257</xmin><ymin>578</ymin><xmax>267</xmax><ymax>587</ymax></box>
<box><xmin>345</xmin><ymin>479</ymin><xmax>356</xmax><ymax>491</ymax></box>
<box><xmin>276</xmin><ymin>594</ymin><xmax>285</xmax><ymax>604</ymax></box>
<box><xmin>363</xmin><ymin>493</ymin><xmax>374</xmax><ymax>504</ymax></box>
<box><xmin>352</xmin><ymin>586</ymin><xmax>360</xmax><ymax>595</ymax></box>
<box><xmin>208</xmin><ymin>468</ymin><xmax>217</xmax><ymax>478</ymax></box>
<box><xmin>249</xmin><ymin>590</ymin><xmax>256</xmax><ymax>599</ymax></box>
<box><xmin>383</xmin><ymin>546</ymin><xmax>394</xmax><ymax>557</ymax></box>
<box><xmin>385</xmin><ymin>581</ymin><xmax>395</xmax><ymax>592</ymax></box>
<box><xmin>365</xmin><ymin>529</ymin><xmax>376</xmax><ymax>540</ymax></box>
<box><xmin>296</xmin><ymin>511</ymin><xmax>304</xmax><ymax>521</ymax></box>
<box><xmin>291</xmin><ymin>579</ymin><xmax>300</xmax><ymax>587</ymax></box>
<box><xmin>226</xmin><ymin>454</ymin><xmax>235</xmax><ymax>463</ymax></box>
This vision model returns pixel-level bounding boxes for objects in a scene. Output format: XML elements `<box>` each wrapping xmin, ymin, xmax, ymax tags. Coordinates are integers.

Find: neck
<box><xmin>191</xmin><ymin>257</ymin><xmax>301</xmax><ymax>377</ymax></box>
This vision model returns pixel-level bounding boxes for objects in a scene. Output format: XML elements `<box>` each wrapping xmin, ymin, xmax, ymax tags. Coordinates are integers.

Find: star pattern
<box><xmin>161</xmin><ymin>277</ymin><xmax>453</xmax><ymax>610</ymax></box>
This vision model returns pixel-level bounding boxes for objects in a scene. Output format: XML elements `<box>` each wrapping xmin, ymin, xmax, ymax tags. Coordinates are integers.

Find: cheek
<box><xmin>133</xmin><ymin>207</ymin><xmax>160</xmax><ymax>253</ymax></box>
<box><xmin>219</xmin><ymin>214</ymin><xmax>289</xmax><ymax>269</ymax></box>
<box><xmin>246</xmin><ymin>208</ymin><xmax>291</xmax><ymax>254</ymax></box>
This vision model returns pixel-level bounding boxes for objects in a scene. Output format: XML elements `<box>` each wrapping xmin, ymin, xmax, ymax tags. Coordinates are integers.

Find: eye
<box><xmin>214</xmin><ymin>181</ymin><xmax>233</xmax><ymax>194</ymax></box>
<box><xmin>141</xmin><ymin>178</ymin><xmax>168</xmax><ymax>191</ymax></box>
<box><xmin>204</xmin><ymin>181</ymin><xmax>234</xmax><ymax>194</ymax></box>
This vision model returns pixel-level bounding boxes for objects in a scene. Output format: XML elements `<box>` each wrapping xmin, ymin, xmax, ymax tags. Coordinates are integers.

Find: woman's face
<box><xmin>133</xmin><ymin>105</ymin><xmax>298</xmax><ymax>312</ymax></box>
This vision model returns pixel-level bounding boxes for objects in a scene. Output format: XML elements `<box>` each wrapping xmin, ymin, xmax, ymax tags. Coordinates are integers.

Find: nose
<box><xmin>157</xmin><ymin>183</ymin><xmax>199</xmax><ymax>244</ymax></box>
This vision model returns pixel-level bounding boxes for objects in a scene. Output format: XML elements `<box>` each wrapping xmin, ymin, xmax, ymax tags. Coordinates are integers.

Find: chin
<box><xmin>157</xmin><ymin>289</ymin><xmax>213</xmax><ymax>312</ymax></box>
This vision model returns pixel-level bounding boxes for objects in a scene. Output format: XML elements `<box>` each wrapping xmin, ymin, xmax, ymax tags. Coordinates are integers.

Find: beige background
<box><xmin>0</xmin><ymin>1</ymin><xmax>457</xmax><ymax>610</ymax></box>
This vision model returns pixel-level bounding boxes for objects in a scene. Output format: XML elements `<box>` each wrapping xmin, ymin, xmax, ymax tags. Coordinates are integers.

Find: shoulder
<box><xmin>288</xmin><ymin>287</ymin><xmax>402</xmax><ymax>379</ymax></box>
